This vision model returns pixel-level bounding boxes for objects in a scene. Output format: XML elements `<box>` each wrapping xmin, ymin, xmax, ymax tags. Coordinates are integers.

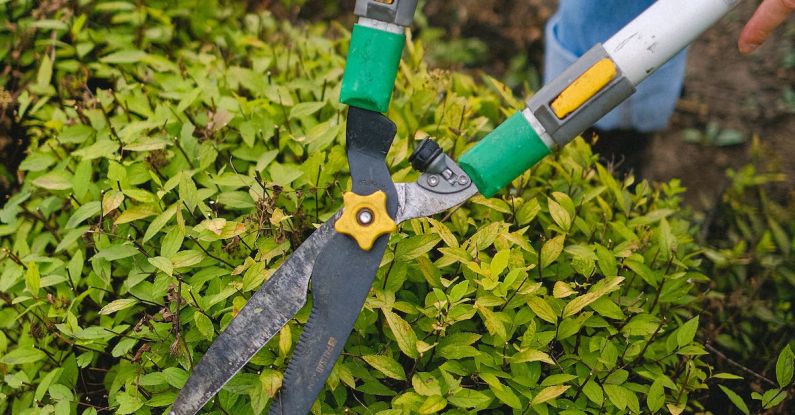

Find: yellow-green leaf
<box><xmin>553</xmin><ymin>281</ymin><xmax>576</xmax><ymax>298</ymax></box>
<box><xmin>361</xmin><ymin>355</ymin><xmax>406</xmax><ymax>380</ymax></box>
<box><xmin>548</xmin><ymin>197</ymin><xmax>572</xmax><ymax>231</ymax></box>
<box><xmin>383</xmin><ymin>309</ymin><xmax>419</xmax><ymax>358</ymax></box>
<box><xmin>532</xmin><ymin>385</ymin><xmax>570</xmax><ymax>405</ymax></box>
<box><xmin>148</xmin><ymin>256</ymin><xmax>173</xmax><ymax>276</ymax></box>
<box><xmin>33</xmin><ymin>172</ymin><xmax>73</xmax><ymax>190</ymax></box>
<box><xmin>25</xmin><ymin>262</ymin><xmax>40</xmax><ymax>297</ymax></box>
<box><xmin>418</xmin><ymin>395</ymin><xmax>447</xmax><ymax>414</ymax></box>
<box><xmin>541</xmin><ymin>235</ymin><xmax>565</xmax><ymax>268</ymax></box>
<box><xmin>509</xmin><ymin>349</ymin><xmax>554</xmax><ymax>365</ymax></box>
<box><xmin>99</xmin><ymin>298</ymin><xmax>138</xmax><ymax>315</ymax></box>
<box><xmin>102</xmin><ymin>191</ymin><xmax>125</xmax><ymax>216</ymax></box>
<box><xmin>114</xmin><ymin>204</ymin><xmax>158</xmax><ymax>225</ymax></box>
<box><xmin>194</xmin><ymin>312</ymin><xmax>214</xmax><ymax>340</ymax></box>
<box><xmin>527</xmin><ymin>296</ymin><xmax>557</xmax><ymax>324</ymax></box>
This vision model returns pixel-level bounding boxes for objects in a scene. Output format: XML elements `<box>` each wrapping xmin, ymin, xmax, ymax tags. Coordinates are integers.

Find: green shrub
<box><xmin>701</xmin><ymin>145</ymin><xmax>795</xmax><ymax>412</ymax></box>
<box><xmin>0</xmin><ymin>2</ymin><xmax>789</xmax><ymax>415</ymax></box>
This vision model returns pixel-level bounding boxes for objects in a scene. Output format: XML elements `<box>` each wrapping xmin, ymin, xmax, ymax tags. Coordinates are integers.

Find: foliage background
<box><xmin>0</xmin><ymin>1</ymin><xmax>792</xmax><ymax>414</ymax></box>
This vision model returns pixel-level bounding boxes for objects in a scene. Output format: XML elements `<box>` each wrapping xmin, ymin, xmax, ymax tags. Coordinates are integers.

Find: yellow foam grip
<box><xmin>551</xmin><ymin>58</ymin><xmax>618</xmax><ymax>119</ymax></box>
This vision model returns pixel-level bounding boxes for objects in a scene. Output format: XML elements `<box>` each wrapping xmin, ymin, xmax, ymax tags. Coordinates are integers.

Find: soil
<box><xmin>649</xmin><ymin>2</ymin><xmax>795</xmax><ymax>209</ymax></box>
<box><xmin>420</xmin><ymin>0</ymin><xmax>795</xmax><ymax>210</ymax></box>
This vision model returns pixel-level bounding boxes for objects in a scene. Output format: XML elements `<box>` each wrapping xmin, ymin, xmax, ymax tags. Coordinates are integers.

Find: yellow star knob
<box><xmin>334</xmin><ymin>190</ymin><xmax>397</xmax><ymax>251</ymax></box>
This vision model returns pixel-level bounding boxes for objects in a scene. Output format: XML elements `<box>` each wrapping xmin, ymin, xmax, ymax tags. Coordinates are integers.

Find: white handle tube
<box><xmin>604</xmin><ymin>0</ymin><xmax>743</xmax><ymax>85</ymax></box>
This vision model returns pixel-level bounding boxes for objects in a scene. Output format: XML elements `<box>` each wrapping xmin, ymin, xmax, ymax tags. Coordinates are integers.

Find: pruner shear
<box><xmin>170</xmin><ymin>0</ymin><xmax>742</xmax><ymax>413</ymax></box>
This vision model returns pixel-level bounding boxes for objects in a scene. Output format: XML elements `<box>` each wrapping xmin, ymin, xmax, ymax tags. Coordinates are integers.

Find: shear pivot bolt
<box><xmin>357</xmin><ymin>208</ymin><xmax>374</xmax><ymax>226</ymax></box>
<box><xmin>427</xmin><ymin>175</ymin><xmax>439</xmax><ymax>187</ymax></box>
<box><xmin>458</xmin><ymin>176</ymin><xmax>470</xmax><ymax>186</ymax></box>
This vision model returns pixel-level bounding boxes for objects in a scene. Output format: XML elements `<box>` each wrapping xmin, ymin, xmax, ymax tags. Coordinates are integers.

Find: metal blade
<box><xmin>268</xmin><ymin>229</ymin><xmax>388</xmax><ymax>414</ymax></box>
<box><xmin>394</xmin><ymin>182</ymin><xmax>478</xmax><ymax>224</ymax></box>
<box><xmin>169</xmin><ymin>215</ymin><xmax>339</xmax><ymax>415</ymax></box>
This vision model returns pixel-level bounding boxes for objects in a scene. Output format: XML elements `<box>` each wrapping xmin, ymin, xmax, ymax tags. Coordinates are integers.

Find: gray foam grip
<box><xmin>527</xmin><ymin>44</ymin><xmax>636</xmax><ymax>148</ymax></box>
<box><xmin>354</xmin><ymin>0</ymin><xmax>419</xmax><ymax>27</ymax></box>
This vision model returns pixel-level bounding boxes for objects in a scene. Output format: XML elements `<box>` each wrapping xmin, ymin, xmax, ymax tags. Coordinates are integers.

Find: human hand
<box><xmin>738</xmin><ymin>0</ymin><xmax>794</xmax><ymax>54</ymax></box>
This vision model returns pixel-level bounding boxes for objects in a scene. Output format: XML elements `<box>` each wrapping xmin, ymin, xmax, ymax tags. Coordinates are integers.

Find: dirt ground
<box><xmin>420</xmin><ymin>0</ymin><xmax>795</xmax><ymax>210</ymax></box>
<box><xmin>649</xmin><ymin>2</ymin><xmax>795</xmax><ymax>209</ymax></box>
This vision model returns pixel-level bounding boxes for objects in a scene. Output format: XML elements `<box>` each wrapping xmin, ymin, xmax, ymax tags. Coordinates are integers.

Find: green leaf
<box><xmin>25</xmin><ymin>263</ymin><xmax>40</xmax><ymax>297</ymax></box>
<box><xmin>719</xmin><ymin>385</ymin><xmax>750</xmax><ymax>415</ymax></box>
<box><xmin>66</xmin><ymin>201</ymin><xmax>101</xmax><ymax>229</ymax></box>
<box><xmin>148</xmin><ymin>256</ymin><xmax>173</xmax><ymax>276</ymax></box>
<box><xmin>362</xmin><ymin>355</ymin><xmax>406</xmax><ymax>380</ymax></box>
<box><xmin>269</xmin><ymin>162</ymin><xmax>304</xmax><ymax>187</ymax></box>
<box><xmin>548</xmin><ymin>197</ymin><xmax>572</xmax><ymax>231</ymax></box>
<box><xmin>59</xmin><ymin>124</ymin><xmax>95</xmax><ymax>144</ymax></box>
<box><xmin>73</xmin><ymin>139</ymin><xmax>119</xmax><ymax>160</ymax></box>
<box><xmin>676</xmin><ymin>316</ymin><xmax>699</xmax><ymax>348</ymax></box>
<box><xmin>146</xmin><ymin>392</ymin><xmax>177</xmax><ymax>407</ymax></box>
<box><xmin>540</xmin><ymin>374</ymin><xmax>577</xmax><ymax>386</ymax></box>
<box><xmin>527</xmin><ymin>296</ymin><xmax>557</xmax><ymax>324</ymax></box>
<box><xmin>776</xmin><ymin>345</ymin><xmax>794</xmax><ymax>387</ymax></box>
<box><xmin>589</xmin><ymin>296</ymin><xmax>625</xmax><ymax>320</ymax></box>
<box><xmin>0</xmin><ymin>347</ymin><xmax>46</xmax><ymax>365</ymax></box>
<box><xmin>101</xmin><ymin>50</ymin><xmax>148</xmax><ymax>64</ymax></box>
<box><xmin>160</xmin><ymin>227</ymin><xmax>184</xmax><ymax>258</ymax></box>
<box><xmin>489</xmin><ymin>249</ymin><xmax>510</xmax><ymax>277</ymax></box>
<box><xmin>99</xmin><ymin>298</ymin><xmax>138</xmax><ymax>315</ymax></box>
<box><xmin>143</xmin><ymin>204</ymin><xmax>178</xmax><ymax>243</ymax></box>
<box><xmin>540</xmin><ymin>235</ymin><xmax>565</xmax><ymax>268</ymax></box>
<box><xmin>114</xmin><ymin>204</ymin><xmax>157</xmax><ymax>224</ymax></box>
<box><xmin>532</xmin><ymin>385</ymin><xmax>570</xmax><ymax>405</ymax></box>
<box><xmin>657</xmin><ymin>218</ymin><xmax>677</xmax><ymax>261</ymax></box>
<box><xmin>622</xmin><ymin>314</ymin><xmax>660</xmax><ymax>337</ymax></box>
<box><xmin>19</xmin><ymin>152</ymin><xmax>56</xmax><ymax>172</ymax></box>
<box><xmin>595</xmin><ymin>244</ymin><xmax>617</xmax><ymax>276</ymax></box>
<box><xmin>37</xmin><ymin>54</ymin><xmax>54</xmax><ymax>87</ymax></box>
<box><xmin>115</xmin><ymin>391</ymin><xmax>144</xmax><ymax>414</ymax></box>
<box><xmin>102</xmin><ymin>190</ymin><xmax>125</xmax><ymax>215</ymax></box>
<box><xmin>603</xmin><ymin>384</ymin><xmax>628</xmax><ymax>411</ymax></box>
<box><xmin>33</xmin><ymin>172</ymin><xmax>73</xmax><ymax>190</ymax></box>
<box><xmin>448</xmin><ymin>389</ymin><xmax>492</xmax><ymax>409</ymax></box>
<box><xmin>761</xmin><ymin>388</ymin><xmax>787</xmax><ymax>409</ymax></box>
<box><xmin>194</xmin><ymin>312</ymin><xmax>214</xmax><ymax>340</ymax></box>
<box><xmin>480</xmin><ymin>374</ymin><xmax>521</xmax><ymax>409</ymax></box>
<box><xmin>383</xmin><ymin>309</ymin><xmax>419</xmax><ymax>358</ymax></box>
<box><xmin>509</xmin><ymin>349</ymin><xmax>554</xmax><ymax>365</ymax></box>
<box><xmin>396</xmin><ymin>234</ymin><xmax>442</xmax><ymax>262</ymax></box>
<box><xmin>582</xmin><ymin>380</ymin><xmax>603</xmax><ymax>405</ymax></box>
<box><xmin>475</xmin><ymin>303</ymin><xmax>506</xmax><ymax>340</ymax></box>
<box><xmin>171</xmin><ymin>250</ymin><xmax>204</xmax><ymax>268</ymax></box>
<box><xmin>289</xmin><ymin>101</ymin><xmax>325</xmax><ymax>118</ymax></box>
<box><xmin>418</xmin><ymin>395</ymin><xmax>447</xmax><ymax>414</ymax></box>
<box><xmin>49</xmin><ymin>384</ymin><xmax>74</xmax><ymax>402</ymax></box>
<box><xmin>563</xmin><ymin>292</ymin><xmax>599</xmax><ymax>318</ymax></box>
<box><xmin>711</xmin><ymin>373</ymin><xmax>744</xmax><ymax>380</ymax></box>
<box><xmin>112</xmin><ymin>337</ymin><xmax>138</xmax><ymax>358</ymax></box>
<box><xmin>647</xmin><ymin>377</ymin><xmax>665</xmax><ymax>412</ymax></box>
<box><xmin>94</xmin><ymin>244</ymin><xmax>139</xmax><ymax>261</ymax></box>
<box><xmin>162</xmin><ymin>367</ymin><xmax>188</xmax><ymax>388</ymax></box>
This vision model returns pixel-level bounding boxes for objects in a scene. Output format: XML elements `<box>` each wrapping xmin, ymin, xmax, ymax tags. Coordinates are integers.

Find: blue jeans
<box><xmin>545</xmin><ymin>0</ymin><xmax>688</xmax><ymax>132</ymax></box>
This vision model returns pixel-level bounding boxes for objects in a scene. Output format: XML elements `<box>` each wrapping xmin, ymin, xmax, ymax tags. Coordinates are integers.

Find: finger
<box><xmin>738</xmin><ymin>0</ymin><xmax>795</xmax><ymax>54</ymax></box>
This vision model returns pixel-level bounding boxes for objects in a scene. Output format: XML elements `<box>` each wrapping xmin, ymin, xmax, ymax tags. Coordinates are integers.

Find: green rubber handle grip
<box><xmin>459</xmin><ymin>112</ymin><xmax>552</xmax><ymax>197</ymax></box>
<box><xmin>340</xmin><ymin>24</ymin><xmax>405</xmax><ymax>113</ymax></box>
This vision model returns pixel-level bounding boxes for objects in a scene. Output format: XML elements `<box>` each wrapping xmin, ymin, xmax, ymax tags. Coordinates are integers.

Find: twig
<box><xmin>705</xmin><ymin>342</ymin><xmax>777</xmax><ymax>388</ymax></box>
<box><xmin>188</xmin><ymin>236</ymin><xmax>234</xmax><ymax>268</ymax></box>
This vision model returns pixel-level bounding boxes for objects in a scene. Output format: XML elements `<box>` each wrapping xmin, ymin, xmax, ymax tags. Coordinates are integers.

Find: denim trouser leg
<box><xmin>544</xmin><ymin>0</ymin><xmax>688</xmax><ymax>132</ymax></box>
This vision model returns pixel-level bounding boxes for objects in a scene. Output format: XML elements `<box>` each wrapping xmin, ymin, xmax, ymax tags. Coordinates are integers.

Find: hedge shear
<box><xmin>171</xmin><ymin>0</ymin><xmax>742</xmax><ymax>413</ymax></box>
